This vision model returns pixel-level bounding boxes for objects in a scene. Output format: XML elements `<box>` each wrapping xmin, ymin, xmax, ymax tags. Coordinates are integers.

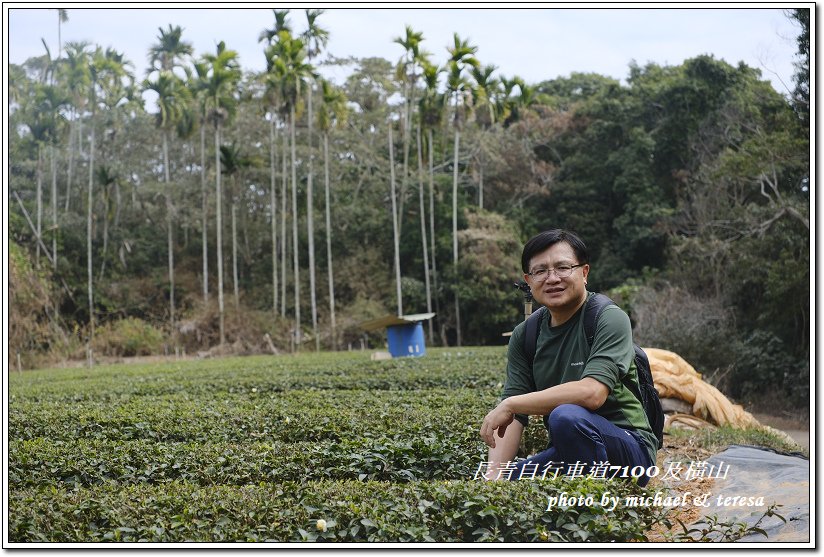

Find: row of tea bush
<box><xmin>9</xmin><ymin>348</ymin><xmax>660</xmax><ymax>542</ymax></box>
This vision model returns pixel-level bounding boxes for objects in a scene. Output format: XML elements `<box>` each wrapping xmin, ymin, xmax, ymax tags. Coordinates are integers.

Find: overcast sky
<box><xmin>6</xmin><ymin>5</ymin><xmax>805</xmax><ymax>98</ymax></box>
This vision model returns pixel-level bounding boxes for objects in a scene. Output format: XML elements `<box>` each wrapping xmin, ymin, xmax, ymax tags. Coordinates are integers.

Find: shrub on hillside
<box><xmin>8</xmin><ymin>241</ymin><xmax>75</xmax><ymax>369</ymax></box>
<box><xmin>626</xmin><ymin>283</ymin><xmax>739</xmax><ymax>383</ymax></box>
<box><xmin>729</xmin><ymin>331</ymin><xmax>809</xmax><ymax>408</ymax></box>
<box><xmin>92</xmin><ymin>318</ymin><xmax>165</xmax><ymax>357</ymax></box>
<box><xmin>628</xmin><ymin>282</ymin><xmax>808</xmax><ymax>406</ymax></box>
<box><xmin>173</xmin><ymin>300</ymin><xmax>297</xmax><ymax>355</ymax></box>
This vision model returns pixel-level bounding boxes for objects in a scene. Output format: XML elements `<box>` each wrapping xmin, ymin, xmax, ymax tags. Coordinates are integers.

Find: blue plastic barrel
<box><xmin>386</xmin><ymin>323</ymin><xmax>426</xmax><ymax>358</ymax></box>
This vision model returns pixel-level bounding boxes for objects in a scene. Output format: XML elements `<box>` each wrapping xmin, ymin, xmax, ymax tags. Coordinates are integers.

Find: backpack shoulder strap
<box><xmin>583</xmin><ymin>292</ymin><xmax>616</xmax><ymax>346</ymax></box>
<box><xmin>523</xmin><ymin>306</ymin><xmax>547</xmax><ymax>368</ymax></box>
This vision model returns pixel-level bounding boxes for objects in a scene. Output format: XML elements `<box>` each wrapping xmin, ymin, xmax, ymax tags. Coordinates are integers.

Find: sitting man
<box><xmin>479</xmin><ymin>229</ymin><xmax>657</xmax><ymax>484</ymax></box>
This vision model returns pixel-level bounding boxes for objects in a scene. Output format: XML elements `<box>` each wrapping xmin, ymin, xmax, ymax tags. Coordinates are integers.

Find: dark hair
<box><xmin>521</xmin><ymin>229</ymin><xmax>589</xmax><ymax>273</ymax></box>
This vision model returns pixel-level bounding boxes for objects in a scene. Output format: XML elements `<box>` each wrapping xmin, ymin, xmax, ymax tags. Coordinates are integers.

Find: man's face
<box><xmin>524</xmin><ymin>241</ymin><xmax>590</xmax><ymax>314</ymax></box>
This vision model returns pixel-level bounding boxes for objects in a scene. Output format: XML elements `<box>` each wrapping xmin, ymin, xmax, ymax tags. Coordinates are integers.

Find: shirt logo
<box><xmin>570</xmin><ymin>361</ymin><xmax>584</xmax><ymax>367</ymax></box>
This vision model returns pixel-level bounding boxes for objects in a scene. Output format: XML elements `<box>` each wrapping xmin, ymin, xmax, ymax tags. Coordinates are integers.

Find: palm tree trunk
<box><xmin>50</xmin><ymin>145</ymin><xmax>58</xmax><ymax>269</ymax></box>
<box><xmin>290</xmin><ymin>104</ymin><xmax>301</xmax><ymax>348</ymax></box>
<box><xmin>98</xmin><ymin>187</ymin><xmax>109</xmax><ymax>282</ymax></box>
<box><xmin>36</xmin><ymin>144</ymin><xmax>43</xmax><ymax>266</ymax></box>
<box><xmin>389</xmin><ymin>124</ymin><xmax>402</xmax><ymax>316</ymax></box>
<box><xmin>163</xmin><ymin>130</ymin><xmax>176</xmax><ymax>345</ymax></box>
<box><xmin>72</xmin><ymin>115</ymin><xmax>86</xmax><ymax>212</ymax></box>
<box><xmin>215</xmin><ymin>123</ymin><xmax>225</xmax><ymax>345</ymax></box>
<box><xmin>398</xmin><ymin>79</ymin><xmax>416</xmax><ymax>242</ymax></box>
<box><xmin>270</xmin><ymin>117</ymin><xmax>278</xmax><ymax>317</ymax></box>
<box><xmin>323</xmin><ymin>132</ymin><xmax>336</xmax><ymax>350</ymax></box>
<box><xmin>87</xmin><ymin>110</ymin><xmax>95</xmax><ymax>366</ymax></box>
<box><xmin>64</xmin><ymin>115</ymin><xmax>75</xmax><ymax>213</ymax></box>
<box><xmin>479</xmin><ymin>150</ymin><xmax>484</xmax><ymax>209</ymax></box>
<box><xmin>281</xmin><ymin>122</ymin><xmax>288</xmax><ymax>318</ymax></box>
<box><xmin>114</xmin><ymin>180</ymin><xmax>121</xmax><ymax>228</ymax></box>
<box><xmin>241</xmin><ymin>192</ymin><xmax>250</xmax><ymax>260</ymax></box>
<box><xmin>201</xmin><ymin>120</ymin><xmax>208</xmax><ymax>303</ymax></box>
<box><xmin>416</xmin><ymin>125</ymin><xmax>432</xmax><ymax>342</ymax></box>
<box><xmin>307</xmin><ymin>81</ymin><xmax>319</xmax><ymax>351</ymax></box>
<box><xmin>78</xmin><ymin>115</ymin><xmax>84</xmax><ymax>163</ymax></box>
<box><xmin>428</xmin><ymin>128</ymin><xmax>439</xmax><ymax>328</ymax></box>
<box><xmin>232</xmin><ymin>201</ymin><xmax>239</xmax><ymax>308</ymax></box>
<box><xmin>397</xmin><ymin>100</ymin><xmax>409</xmax><ymax>243</ymax></box>
<box><xmin>452</xmin><ymin>128</ymin><xmax>461</xmax><ymax>347</ymax></box>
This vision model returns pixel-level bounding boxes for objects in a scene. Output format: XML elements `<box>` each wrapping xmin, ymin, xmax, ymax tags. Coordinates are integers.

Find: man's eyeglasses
<box><xmin>527</xmin><ymin>264</ymin><xmax>583</xmax><ymax>282</ymax></box>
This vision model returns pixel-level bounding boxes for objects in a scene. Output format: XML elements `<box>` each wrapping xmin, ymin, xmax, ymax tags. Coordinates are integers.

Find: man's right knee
<box><xmin>547</xmin><ymin>403</ymin><xmax>588</xmax><ymax>429</ymax></box>
<box><xmin>546</xmin><ymin>403</ymin><xmax>596</xmax><ymax>446</ymax></box>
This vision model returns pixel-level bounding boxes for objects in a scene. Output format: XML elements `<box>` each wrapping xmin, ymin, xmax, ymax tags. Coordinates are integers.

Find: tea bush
<box><xmin>9</xmin><ymin>347</ymin><xmax>661</xmax><ymax>543</ymax></box>
<box><xmin>9</xmin><ymin>479</ymin><xmax>659</xmax><ymax>543</ymax></box>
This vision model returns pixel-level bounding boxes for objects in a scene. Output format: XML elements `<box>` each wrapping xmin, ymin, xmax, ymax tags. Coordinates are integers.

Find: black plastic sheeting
<box><xmin>698</xmin><ymin>445</ymin><xmax>810</xmax><ymax>543</ymax></box>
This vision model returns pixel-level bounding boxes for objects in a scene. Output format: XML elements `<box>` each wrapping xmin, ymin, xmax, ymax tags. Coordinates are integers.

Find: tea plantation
<box><xmin>8</xmin><ymin>347</ymin><xmax>663</xmax><ymax>543</ymax></box>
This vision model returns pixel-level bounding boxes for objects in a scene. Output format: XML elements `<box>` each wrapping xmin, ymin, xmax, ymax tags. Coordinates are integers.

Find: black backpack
<box><xmin>523</xmin><ymin>293</ymin><xmax>664</xmax><ymax>449</ymax></box>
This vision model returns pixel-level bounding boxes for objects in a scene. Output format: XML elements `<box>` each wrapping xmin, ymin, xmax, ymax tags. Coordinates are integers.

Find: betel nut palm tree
<box><xmin>470</xmin><ymin>63</ymin><xmax>499</xmax><ymax>210</ymax></box>
<box><xmin>93</xmin><ymin>49</ymin><xmax>138</xmax><ymax>286</ymax></box>
<box><xmin>26</xmin><ymin>81</ymin><xmax>68</xmax><ymax>270</ymax></box>
<box><xmin>260</xmin><ymin>74</ymin><xmax>282</xmax><ymax>318</ymax></box>
<box><xmin>219</xmin><ymin>142</ymin><xmax>258</xmax><ymax>310</ymax></box>
<box><xmin>145</xmin><ymin>24</ymin><xmax>193</xmax><ymax>348</ymax></box>
<box><xmin>395</xmin><ymin>25</ymin><xmax>436</xmax><ymax>340</ymax></box>
<box><xmin>60</xmin><ymin>40</ymin><xmax>92</xmax><ymax>214</ymax></box>
<box><xmin>413</xmin><ymin>62</ymin><xmax>435</xmax><ymax>342</ymax></box>
<box><xmin>259</xmin><ymin>9</ymin><xmax>292</xmax><ymax>45</ymax></box>
<box><xmin>392</xmin><ymin>25</ymin><xmax>424</xmax><ymax>242</ymax></box>
<box><xmin>419</xmin><ymin>61</ymin><xmax>446</xmax><ymax>340</ymax></box>
<box><xmin>301</xmin><ymin>9</ymin><xmax>329</xmax><ymax>351</ymax></box>
<box><xmin>446</xmin><ymin>33</ymin><xmax>479</xmax><ymax>347</ymax></box>
<box><xmin>258</xmin><ymin>10</ymin><xmax>293</xmax><ymax>320</ymax></box>
<box><xmin>317</xmin><ymin>78</ymin><xmax>347</xmax><ymax>350</ymax></box>
<box><xmin>265</xmin><ymin>29</ymin><xmax>313</xmax><ymax>350</ymax></box>
<box><xmin>201</xmin><ymin>41</ymin><xmax>242</xmax><ymax>346</ymax></box>
<box><xmin>26</xmin><ymin>40</ymin><xmax>57</xmax><ymax>268</ymax></box>
<box><xmin>187</xmin><ymin>59</ymin><xmax>211</xmax><ymax>305</ymax></box>
<box><xmin>84</xmin><ymin>46</ymin><xmax>133</xmax><ymax>365</ymax></box>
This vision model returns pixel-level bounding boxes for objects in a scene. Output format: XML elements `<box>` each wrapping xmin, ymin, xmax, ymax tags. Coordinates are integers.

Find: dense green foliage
<box><xmin>10</xmin><ymin>478</ymin><xmax>657</xmax><ymax>543</ymax></box>
<box><xmin>8</xmin><ymin>11</ymin><xmax>809</xmax><ymax>407</ymax></box>
<box><xmin>10</xmin><ymin>348</ymin><xmax>667</xmax><ymax>542</ymax></box>
<box><xmin>789</xmin><ymin>8</ymin><xmax>810</xmax><ymax>126</ymax></box>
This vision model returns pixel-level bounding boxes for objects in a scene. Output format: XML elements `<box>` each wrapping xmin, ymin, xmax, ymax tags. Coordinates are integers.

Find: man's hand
<box><xmin>480</xmin><ymin>402</ymin><xmax>515</xmax><ymax>449</ymax></box>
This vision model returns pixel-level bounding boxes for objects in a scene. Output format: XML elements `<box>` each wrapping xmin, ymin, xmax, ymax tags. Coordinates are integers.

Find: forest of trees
<box><xmin>8</xmin><ymin>9</ymin><xmax>810</xmax><ymax>410</ymax></box>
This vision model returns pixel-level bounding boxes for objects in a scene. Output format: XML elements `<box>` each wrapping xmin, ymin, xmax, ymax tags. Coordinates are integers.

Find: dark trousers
<box><xmin>510</xmin><ymin>404</ymin><xmax>654</xmax><ymax>486</ymax></box>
